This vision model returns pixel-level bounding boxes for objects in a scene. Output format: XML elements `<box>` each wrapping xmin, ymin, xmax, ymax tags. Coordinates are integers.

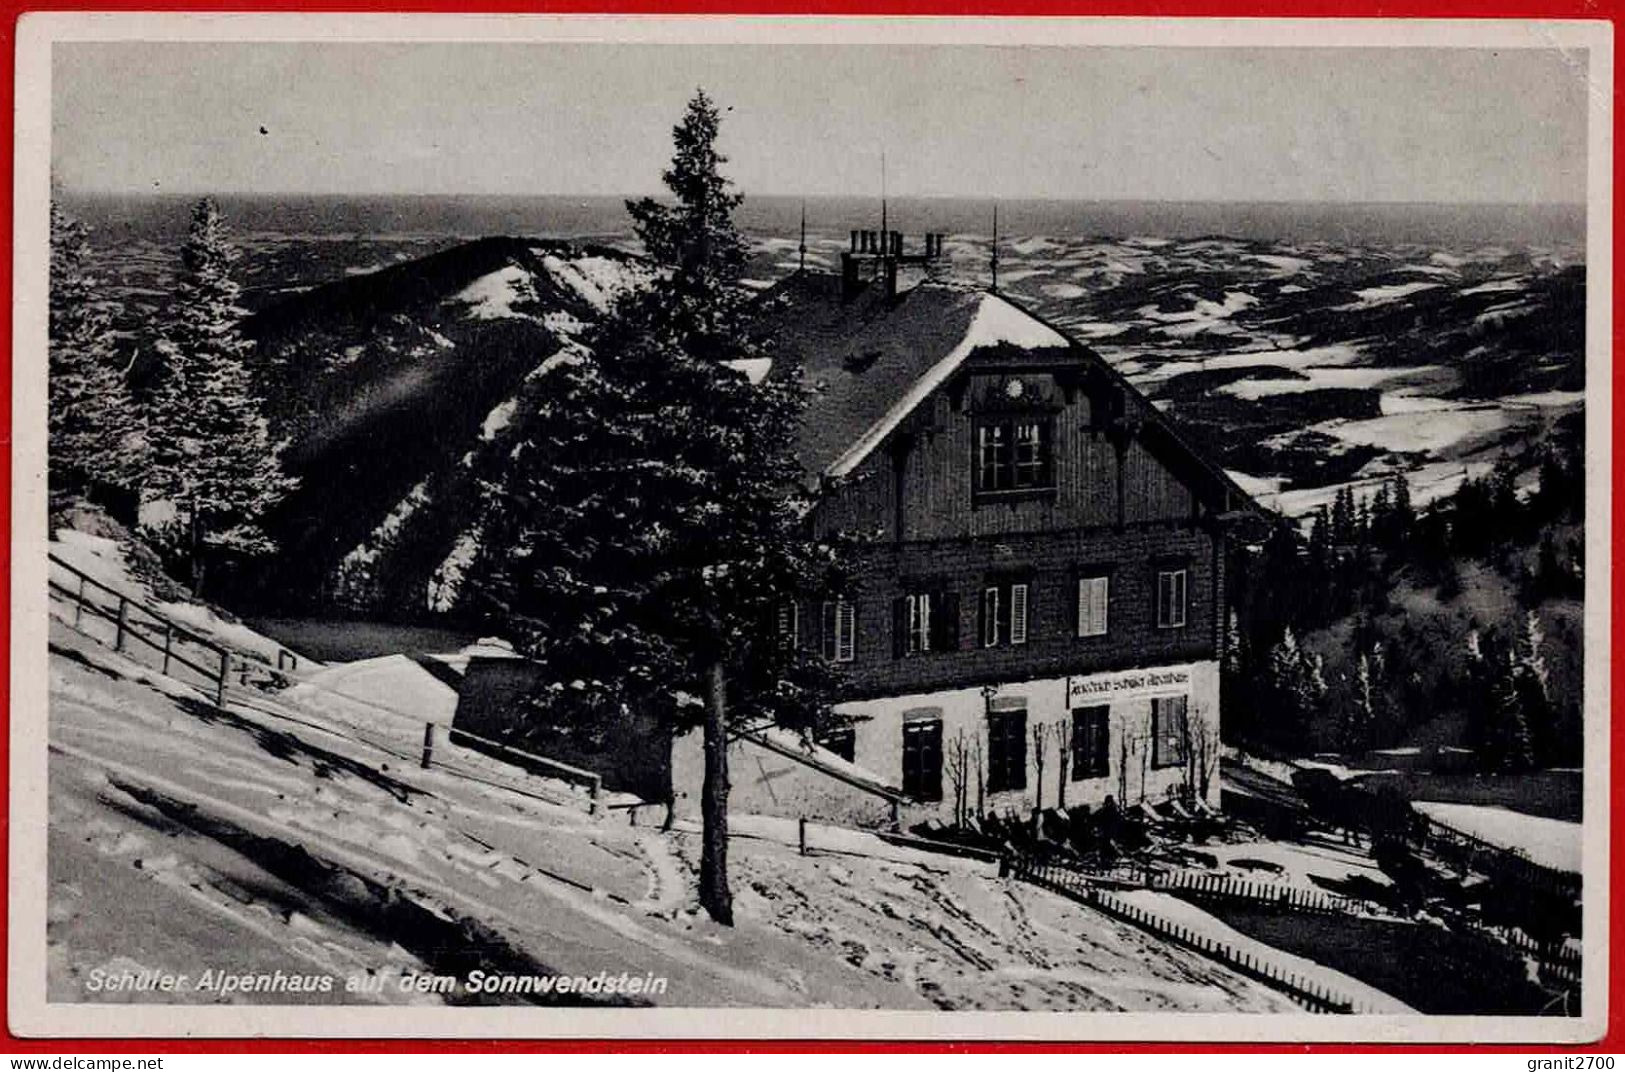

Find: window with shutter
<box><xmin>1156</xmin><ymin>569</ymin><xmax>1188</xmax><ymax>629</ymax></box>
<box><xmin>835</xmin><ymin>600</ymin><xmax>856</xmax><ymax>663</ymax></box>
<box><xmin>909</xmin><ymin>593</ymin><xmax>931</xmax><ymax>654</ymax></box>
<box><xmin>901</xmin><ymin>718</ymin><xmax>943</xmax><ymax>801</ymax></box>
<box><xmin>980</xmin><ymin>581</ymin><xmax>1030</xmax><ymax>648</ymax></box>
<box><xmin>822</xmin><ymin>599</ymin><xmax>856</xmax><ymax>662</ymax></box>
<box><xmin>930</xmin><ymin>591</ymin><xmax>959</xmax><ymax>652</ymax></box>
<box><xmin>819</xmin><ymin>725</ymin><xmax>856</xmax><ymax>763</ymax></box>
<box><xmin>777</xmin><ymin>600</ymin><xmax>800</xmax><ymax>649</ymax></box>
<box><xmin>1070</xmin><ymin>705</ymin><xmax>1110</xmax><ymax>779</ymax></box>
<box><xmin>1077</xmin><ymin>575</ymin><xmax>1109</xmax><ymax>637</ymax></box>
<box><xmin>895</xmin><ymin>590</ymin><xmax>956</xmax><ymax>657</ymax></box>
<box><xmin>1008</xmin><ymin>583</ymin><xmax>1028</xmax><ymax>645</ymax></box>
<box><xmin>987</xmin><ymin>708</ymin><xmax>1028</xmax><ymax>792</ymax></box>
<box><xmin>1151</xmin><ymin>695</ymin><xmax>1189</xmax><ymax>768</ymax></box>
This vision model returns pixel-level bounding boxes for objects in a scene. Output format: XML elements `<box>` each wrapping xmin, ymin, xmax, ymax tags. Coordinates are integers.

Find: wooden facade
<box><xmin>802</xmin><ymin>350</ymin><xmax>1236</xmax><ymax>704</ymax></box>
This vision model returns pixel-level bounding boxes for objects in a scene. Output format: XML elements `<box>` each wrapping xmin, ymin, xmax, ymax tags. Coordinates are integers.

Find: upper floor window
<box><xmin>892</xmin><ymin>589</ymin><xmax>959</xmax><ymax>658</ymax></box>
<box><xmin>980</xmin><ymin>581</ymin><xmax>1029</xmax><ymax>648</ymax></box>
<box><xmin>1156</xmin><ymin>569</ymin><xmax>1188</xmax><ymax>629</ymax></box>
<box><xmin>1077</xmin><ymin>575</ymin><xmax>1110</xmax><ymax>637</ymax></box>
<box><xmin>975</xmin><ymin>417</ymin><xmax>1054</xmax><ymax>494</ymax></box>
<box><xmin>776</xmin><ymin>600</ymin><xmax>800</xmax><ymax>650</ymax></box>
<box><xmin>821</xmin><ymin>599</ymin><xmax>856</xmax><ymax>663</ymax></box>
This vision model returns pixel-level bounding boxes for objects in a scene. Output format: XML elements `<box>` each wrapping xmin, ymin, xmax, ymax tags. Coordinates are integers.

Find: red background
<box><xmin>1</xmin><ymin>0</ymin><xmax>1617</xmax><ymax>1053</ymax></box>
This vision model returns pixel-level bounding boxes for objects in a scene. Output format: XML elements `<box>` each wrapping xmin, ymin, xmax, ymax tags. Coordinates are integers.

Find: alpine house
<box><xmin>710</xmin><ymin>227</ymin><xmax>1261</xmax><ymax>825</ymax></box>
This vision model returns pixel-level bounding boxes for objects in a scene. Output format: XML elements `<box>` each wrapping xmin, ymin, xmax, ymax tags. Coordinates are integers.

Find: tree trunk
<box><xmin>698</xmin><ymin>658</ymin><xmax>733</xmax><ymax>926</ymax></box>
<box><xmin>186</xmin><ymin>502</ymin><xmax>210</xmax><ymax>600</ymax></box>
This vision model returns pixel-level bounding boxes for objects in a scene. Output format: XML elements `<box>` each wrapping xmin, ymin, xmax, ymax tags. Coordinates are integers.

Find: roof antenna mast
<box><xmin>798</xmin><ymin>200</ymin><xmax>807</xmax><ymax>274</ymax></box>
<box><xmin>880</xmin><ymin>149</ymin><xmax>888</xmax><ymax>263</ymax></box>
<box><xmin>990</xmin><ymin>203</ymin><xmax>1000</xmax><ymax>292</ymax></box>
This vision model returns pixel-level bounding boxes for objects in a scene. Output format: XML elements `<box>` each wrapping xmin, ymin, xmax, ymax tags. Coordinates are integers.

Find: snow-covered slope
<box><xmin>246</xmin><ymin>237</ymin><xmax>653</xmax><ymax>615</ymax></box>
<box><xmin>47</xmin><ymin>618</ymin><xmax>1299</xmax><ymax>1011</ymax></box>
<box><xmin>1412</xmin><ymin>802</ymin><xmax>1581</xmax><ymax>874</ymax></box>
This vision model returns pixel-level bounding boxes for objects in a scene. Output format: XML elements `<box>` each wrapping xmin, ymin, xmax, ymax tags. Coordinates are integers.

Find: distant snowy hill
<box><xmin>242</xmin><ymin>236</ymin><xmax>651</xmax><ymax>615</ymax></box>
<box><xmin>949</xmin><ymin>233</ymin><xmax>1586</xmax><ymax>521</ymax></box>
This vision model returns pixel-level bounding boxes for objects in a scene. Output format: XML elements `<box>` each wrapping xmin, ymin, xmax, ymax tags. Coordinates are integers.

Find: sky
<box><xmin>53</xmin><ymin>42</ymin><xmax>1589</xmax><ymax>204</ymax></box>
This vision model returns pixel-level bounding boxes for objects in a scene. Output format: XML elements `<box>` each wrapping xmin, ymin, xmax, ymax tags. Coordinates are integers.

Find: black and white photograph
<box><xmin>11</xmin><ymin>15</ymin><xmax>1611</xmax><ymax>1041</ymax></box>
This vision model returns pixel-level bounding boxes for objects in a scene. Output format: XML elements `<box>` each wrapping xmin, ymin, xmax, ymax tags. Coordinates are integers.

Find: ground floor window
<box><xmin>1151</xmin><ymin>695</ymin><xmax>1188</xmax><ymax>769</ymax></box>
<box><xmin>902</xmin><ymin>718</ymin><xmax>943</xmax><ymax>801</ymax></box>
<box><xmin>819</xmin><ymin>725</ymin><xmax>856</xmax><ymax>763</ymax></box>
<box><xmin>986</xmin><ymin>707</ymin><xmax>1028</xmax><ymax>793</ymax></box>
<box><xmin>1070</xmin><ymin>705</ymin><xmax>1110</xmax><ymax>780</ymax></box>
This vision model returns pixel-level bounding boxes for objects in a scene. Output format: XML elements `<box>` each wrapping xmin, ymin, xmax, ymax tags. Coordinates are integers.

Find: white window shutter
<box><xmin>982</xmin><ymin>587</ymin><xmax>1000</xmax><ymax>647</ymax></box>
<box><xmin>919</xmin><ymin>592</ymin><xmax>932</xmax><ymax>652</ymax></box>
<box><xmin>1009</xmin><ymin>584</ymin><xmax>1028</xmax><ymax>645</ymax></box>
<box><xmin>837</xmin><ymin>600</ymin><xmax>856</xmax><ymax>663</ymax></box>
<box><xmin>1078</xmin><ymin>576</ymin><xmax>1109</xmax><ymax>637</ymax></box>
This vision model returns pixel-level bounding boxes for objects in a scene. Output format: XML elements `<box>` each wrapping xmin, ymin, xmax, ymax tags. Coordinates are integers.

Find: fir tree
<box><xmin>1370</xmin><ymin>481</ymin><xmax>1393</xmax><ymax>545</ymax></box>
<box><xmin>144</xmin><ymin>197</ymin><xmax>292</xmax><ymax>593</ymax></box>
<box><xmin>1331</xmin><ymin>486</ymin><xmax>1354</xmax><ymax>546</ymax></box>
<box><xmin>624</xmin><ymin>88</ymin><xmax>748</xmax><ymax>357</ymax></box>
<box><xmin>469</xmin><ymin>91</ymin><xmax>843</xmax><ymax>926</ymax></box>
<box><xmin>1264</xmin><ymin>627</ymin><xmax>1328</xmax><ymax>747</ymax></box>
<box><xmin>1487</xmin><ymin>650</ymin><xmax>1535</xmax><ymax>772</ymax></box>
<box><xmin>1514</xmin><ymin>611</ymin><xmax>1554</xmax><ymax>763</ymax></box>
<box><xmin>1390</xmin><ymin>471</ymin><xmax>1415</xmax><ymax>541</ymax></box>
<box><xmin>1346</xmin><ymin>652</ymin><xmax>1377</xmax><ymax>751</ymax></box>
<box><xmin>49</xmin><ymin>202</ymin><xmax>140</xmax><ymax>501</ymax></box>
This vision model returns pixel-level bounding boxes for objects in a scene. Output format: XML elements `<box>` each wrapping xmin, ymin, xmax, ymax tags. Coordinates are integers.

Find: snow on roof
<box><xmin>459</xmin><ymin>636</ymin><xmax>520</xmax><ymax>660</ymax></box>
<box><xmin>723</xmin><ymin>357</ymin><xmax>772</xmax><ymax>385</ymax></box>
<box><xmin>747</xmin><ymin>724</ymin><xmax>899</xmax><ymax>794</ymax></box>
<box><xmin>288</xmin><ymin>653</ymin><xmax>459</xmax><ymax>726</ymax></box>
<box><xmin>826</xmin><ymin>292</ymin><xmax>1069</xmax><ymax>479</ymax></box>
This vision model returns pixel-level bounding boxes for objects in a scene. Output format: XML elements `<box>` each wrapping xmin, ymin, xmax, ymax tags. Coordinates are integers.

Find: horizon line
<box><xmin>53</xmin><ymin>188</ymin><xmax>1589</xmax><ymax>211</ymax></box>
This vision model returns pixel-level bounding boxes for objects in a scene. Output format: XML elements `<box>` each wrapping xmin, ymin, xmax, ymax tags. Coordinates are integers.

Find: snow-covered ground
<box><xmin>47</xmin><ymin>615</ymin><xmax>1297</xmax><ymax>1011</ymax></box>
<box><xmin>1112</xmin><ymin>890</ymin><xmax>1414</xmax><ymax>1014</ymax></box>
<box><xmin>1412</xmin><ymin>802</ymin><xmax>1581</xmax><ymax>875</ymax></box>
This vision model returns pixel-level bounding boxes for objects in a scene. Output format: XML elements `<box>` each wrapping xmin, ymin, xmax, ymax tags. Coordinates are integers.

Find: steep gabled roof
<box><xmin>750</xmin><ymin>273</ymin><xmax>1072</xmax><ymax>479</ymax></box>
<box><xmin>750</xmin><ymin>272</ymin><xmax>1261</xmax><ymax>515</ymax></box>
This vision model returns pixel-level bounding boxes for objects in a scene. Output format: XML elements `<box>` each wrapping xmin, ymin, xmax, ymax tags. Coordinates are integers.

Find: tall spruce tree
<box><xmin>469</xmin><ymin>90</ymin><xmax>843</xmax><ymax>925</ymax></box>
<box><xmin>144</xmin><ymin>198</ymin><xmax>291</xmax><ymax>593</ymax></box>
<box><xmin>49</xmin><ymin>202</ymin><xmax>139</xmax><ymax>503</ymax></box>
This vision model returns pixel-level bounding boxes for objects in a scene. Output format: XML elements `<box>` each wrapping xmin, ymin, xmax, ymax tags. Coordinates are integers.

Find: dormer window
<box><xmin>975</xmin><ymin>417</ymin><xmax>1054</xmax><ymax>495</ymax></box>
